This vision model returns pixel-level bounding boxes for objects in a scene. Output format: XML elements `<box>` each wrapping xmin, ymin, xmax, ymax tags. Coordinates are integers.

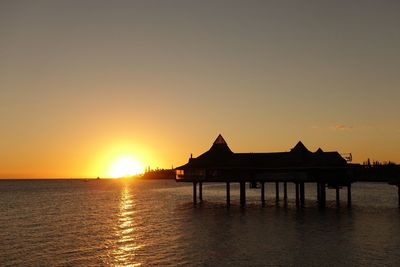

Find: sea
<box><xmin>1</xmin><ymin>179</ymin><xmax>400</xmax><ymax>267</ymax></box>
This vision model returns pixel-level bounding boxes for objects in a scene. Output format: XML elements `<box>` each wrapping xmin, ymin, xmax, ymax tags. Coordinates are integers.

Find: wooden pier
<box><xmin>176</xmin><ymin>135</ymin><xmax>400</xmax><ymax>207</ymax></box>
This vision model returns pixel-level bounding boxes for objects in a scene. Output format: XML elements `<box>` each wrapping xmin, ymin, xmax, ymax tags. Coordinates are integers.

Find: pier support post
<box><xmin>319</xmin><ymin>183</ymin><xmax>326</xmax><ymax>207</ymax></box>
<box><xmin>226</xmin><ymin>182</ymin><xmax>230</xmax><ymax>207</ymax></box>
<box><xmin>193</xmin><ymin>182</ymin><xmax>197</xmax><ymax>204</ymax></box>
<box><xmin>295</xmin><ymin>182</ymin><xmax>300</xmax><ymax>207</ymax></box>
<box><xmin>300</xmin><ymin>182</ymin><xmax>305</xmax><ymax>206</ymax></box>
<box><xmin>275</xmin><ymin>182</ymin><xmax>280</xmax><ymax>202</ymax></box>
<box><xmin>199</xmin><ymin>182</ymin><xmax>203</xmax><ymax>202</ymax></box>
<box><xmin>347</xmin><ymin>183</ymin><xmax>352</xmax><ymax>207</ymax></box>
<box><xmin>240</xmin><ymin>182</ymin><xmax>246</xmax><ymax>207</ymax></box>
<box><xmin>261</xmin><ymin>182</ymin><xmax>265</xmax><ymax>206</ymax></box>
<box><xmin>398</xmin><ymin>185</ymin><xmax>400</xmax><ymax>207</ymax></box>
<box><xmin>317</xmin><ymin>183</ymin><xmax>320</xmax><ymax>202</ymax></box>
<box><xmin>283</xmin><ymin>182</ymin><xmax>288</xmax><ymax>201</ymax></box>
<box><xmin>336</xmin><ymin>186</ymin><xmax>340</xmax><ymax>206</ymax></box>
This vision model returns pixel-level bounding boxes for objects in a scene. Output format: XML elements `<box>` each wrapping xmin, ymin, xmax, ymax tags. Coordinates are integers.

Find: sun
<box><xmin>108</xmin><ymin>156</ymin><xmax>144</xmax><ymax>178</ymax></box>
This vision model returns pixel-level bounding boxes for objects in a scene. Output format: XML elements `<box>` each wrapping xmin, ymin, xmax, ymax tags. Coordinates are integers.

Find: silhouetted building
<box><xmin>176</xmin><ymin>135</ymin><xmax>347</xmax><ymax>182</ymax></box>
<box><xmin>175</xmin><ymin>135</ymin><xmax>400</xmax><ymax>207</ymax></box>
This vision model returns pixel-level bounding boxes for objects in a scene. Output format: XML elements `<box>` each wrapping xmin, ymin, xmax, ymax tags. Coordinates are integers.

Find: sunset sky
<box><xmin>1</xmin><ymin>1</ymin><xmax>399</xmax><ymax>178</ymax></box>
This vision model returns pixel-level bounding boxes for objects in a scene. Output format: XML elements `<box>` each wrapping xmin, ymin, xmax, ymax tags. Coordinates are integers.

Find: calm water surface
<box><xmin>1</xmin><ymin>179</ymin><xmax>400</xmax><ymax>266</ymax></box>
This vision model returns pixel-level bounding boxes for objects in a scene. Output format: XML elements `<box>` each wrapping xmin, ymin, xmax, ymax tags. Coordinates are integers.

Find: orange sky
<box><xmin>1</xmin><ymin>1</ymin><xmax>399</xmax><ymax>178</ymax></box>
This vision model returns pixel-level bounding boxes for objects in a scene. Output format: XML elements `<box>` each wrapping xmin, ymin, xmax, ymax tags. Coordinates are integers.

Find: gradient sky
<box><xmin>1</xmin><ymin>0</ymin><xmax>399</xmax><ymax>178</ymax></box>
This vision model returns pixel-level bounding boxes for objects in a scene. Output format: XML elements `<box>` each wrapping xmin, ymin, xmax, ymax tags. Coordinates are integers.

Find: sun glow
<box><xmin>109</xmin><ymin>156</ymin><xmax>144</xmax><ymax>178</ymax></box>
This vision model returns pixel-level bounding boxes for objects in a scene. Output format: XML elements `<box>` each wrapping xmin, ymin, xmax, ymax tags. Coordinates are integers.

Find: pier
<box><xmin>176</xmin><ymin>135</ymin><xmax>400</xmax><ymax>207</ymax></box>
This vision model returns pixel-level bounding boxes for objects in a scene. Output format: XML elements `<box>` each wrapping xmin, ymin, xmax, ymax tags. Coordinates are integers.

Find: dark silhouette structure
<box><xmin>141</xmin><ymin>168</ymin><xmax>175</xmax><ymax>179</ymax></box>
<box><xmin>176</xmin><ymin>135</ymin><xmax>400</xmax><ymax>207</ymax></box>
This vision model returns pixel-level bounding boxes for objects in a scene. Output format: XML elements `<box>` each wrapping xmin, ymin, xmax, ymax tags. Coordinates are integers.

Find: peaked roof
<box><xmin>291</xmin><ymin>141</ymin><xmax>310</xmax><ymax>153</ymax></box>
<box><xmin>188</xmin><ymin>135</ymin><xmax>233</xmax><ymax>165</ymax></box>
<box><xmin>214</xmin><ymin>134</ymin><xmax>227</xmax><ymax>145</ymax></box>
<box><xmin>176</xmin><ymin>136</ymin><xmax>347</xmax><ymax>170</ymax></box>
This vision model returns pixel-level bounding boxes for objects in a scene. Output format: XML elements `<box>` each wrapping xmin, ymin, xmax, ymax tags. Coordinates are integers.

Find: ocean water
<box><xmin>1</xmin><ymin>179</ymin><xmax>400</xmax><ymax>266</ymax></box>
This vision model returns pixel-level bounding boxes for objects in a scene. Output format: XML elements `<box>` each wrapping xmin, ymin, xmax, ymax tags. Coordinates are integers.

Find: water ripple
<box><xmin>1</xmin><ymin>180</ymin><xmax>400</xmax><ymax>266</ymax></box>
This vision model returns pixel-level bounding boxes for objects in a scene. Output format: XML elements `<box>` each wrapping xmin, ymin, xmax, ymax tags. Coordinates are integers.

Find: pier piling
<box><xmin>240</xmin><ymin>182</ymin><xmax>246</xmax><ymax>207</ymax></box>
<box><xmin>193</xmin><ymin>182</ymin><xmax>197</xmax><ymax>204</ymax></box>
<box><xmin>226</xmin><ymin>182</ymin><xmax>230</xmax><ymax>207</ymax></box>
<box><xmin>319</xmin><ymin>183</ymin><xmax>326</xmax><ymax>207</ymax></box>
<box><xmin>347</xmin><ymin>184</ymin><xmax>352</xmax><ymax>206</ymax></box>
<box><xmin>295</xmin><ymin>182</ymin><xmax>300</xmax><ymax>207</ymax></box>
<box><xmin>199</xmin><ymin>182</ymin><xmax>203</xmax><ymax>202</ymax></box>
<box><xmin>275</xmin><ymin>182</ymin><xmax>280</xmax><ymax>202</ymax></box>
<box><xmin>398</xmin><ymin>185</ymin><xmax>400</xmax><ymax>207</ymax></box>
<box><xmin>300</xmin><ymin>182</ymin><xmax>305</xmax><ymax>205</ymax></box>
<box><xmin>261</xmin><ymin>182</ymin><xmax>265</xmax><ymax>206</ymax></box>
<box><xmin>336</xmin><ymin>186</ymin><xmax>340</xmax><ymax>206</ymax></box>
<box><xmin>283</xmin><ymin>182</ymin><xmax>288</xmax><ymax>201</ymax></box>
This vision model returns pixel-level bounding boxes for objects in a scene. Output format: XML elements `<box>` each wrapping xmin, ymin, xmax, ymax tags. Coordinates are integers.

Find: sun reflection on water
<box><xmin>113</xmin><ymin>185</ymin><xmax>143</xmax><ymax>267</ymax></box>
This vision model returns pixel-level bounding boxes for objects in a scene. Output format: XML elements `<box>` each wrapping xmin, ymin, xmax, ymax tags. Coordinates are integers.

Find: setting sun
<box><xmin>108</xmin><ymin>156</ymin><xmax>144</xmax><ymax>178</ymax></box>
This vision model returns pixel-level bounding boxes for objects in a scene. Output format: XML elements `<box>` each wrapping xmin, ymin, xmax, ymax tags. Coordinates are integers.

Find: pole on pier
<box><xmin>319</xmin><ymin>183</ymin><xmax>326</xmax><ymax>207</ymax></box>
<box><xmin>240</xmin><ymin>182</ymin><xmax>246</xmax><ymax>207</ymax></box>
<box><xmin>275</xmin><ymin>182</ymin><xmax>280</xmax><ymax>202</ymax></box>
<box><xmin>226</xmin><ymin>182</ymin><xmax>230</xmax><ymax>207</ymax></box>
<box><xmin>283</xmin><ymin>182</ymin><xmax>288</xmax><ymax>201</ymax></box>
<box><xmin>261</xmin><ymin>182</ymin><xmax>265</xmax><ymax>206</ymax></box>
<box><xmin>316</xmin><ymin>183</ymin><xmax>321</xmax><ymax>202</ymax></box>
<box><xmin>193</xmin><ymin>182</ymin><xmax>197</xmax><ymax>204</ymax></box>
<box><xmin>199</xmin><ymin>182</ymin><xmax>203</xmax><ymax>202</ymax></box>
<box><xmin>295</xmin><ymin>182</ymin><xmax>300</xmax><ymax>207</ymax></box>
<box><xmin>347</xmin><ymin>183</ymin><xmax>352</xmax><ymax>207</ymax></box>
<box><xmin>336</xmin><ymin>186</ymin><xmax>340</xmax><ymax>206</ymax></box>
<box><xmin>398</xmin><ymin>185</ymin><xmax>400</xmax><ymax>207</ymax></box>
<box><xmin>300</xmin><ymin>182</ymin><xmax>305</xmax><ymax>206</ymax></box>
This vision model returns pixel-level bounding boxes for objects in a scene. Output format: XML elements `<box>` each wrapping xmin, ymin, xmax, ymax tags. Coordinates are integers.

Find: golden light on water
<box><xmin>113</xmin><ymin>185</ymin><xmax>143</xmax><ymax>266</ymax></box>
<box><xmin>109</xmin><ymin>156</ymin><xmax>144</xmax><ymax>178</ymax></box>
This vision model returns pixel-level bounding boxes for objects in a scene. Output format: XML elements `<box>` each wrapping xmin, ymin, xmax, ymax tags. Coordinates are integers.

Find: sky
<box><xmin>1</xmin><ymin>0</ymin><xmax>400</xmax><ymax>178</ymax></box>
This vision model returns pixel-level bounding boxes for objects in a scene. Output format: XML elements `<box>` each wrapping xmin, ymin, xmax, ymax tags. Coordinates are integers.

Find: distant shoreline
<box><xmin>140</xmin><ymin>169</ymin><xmax>175</xmax><ymax>180</ymax></box>
<box><xmin>0</xmin><ymin>170</ymin><xmax>176</xmax><ymax>180</ymax></box>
